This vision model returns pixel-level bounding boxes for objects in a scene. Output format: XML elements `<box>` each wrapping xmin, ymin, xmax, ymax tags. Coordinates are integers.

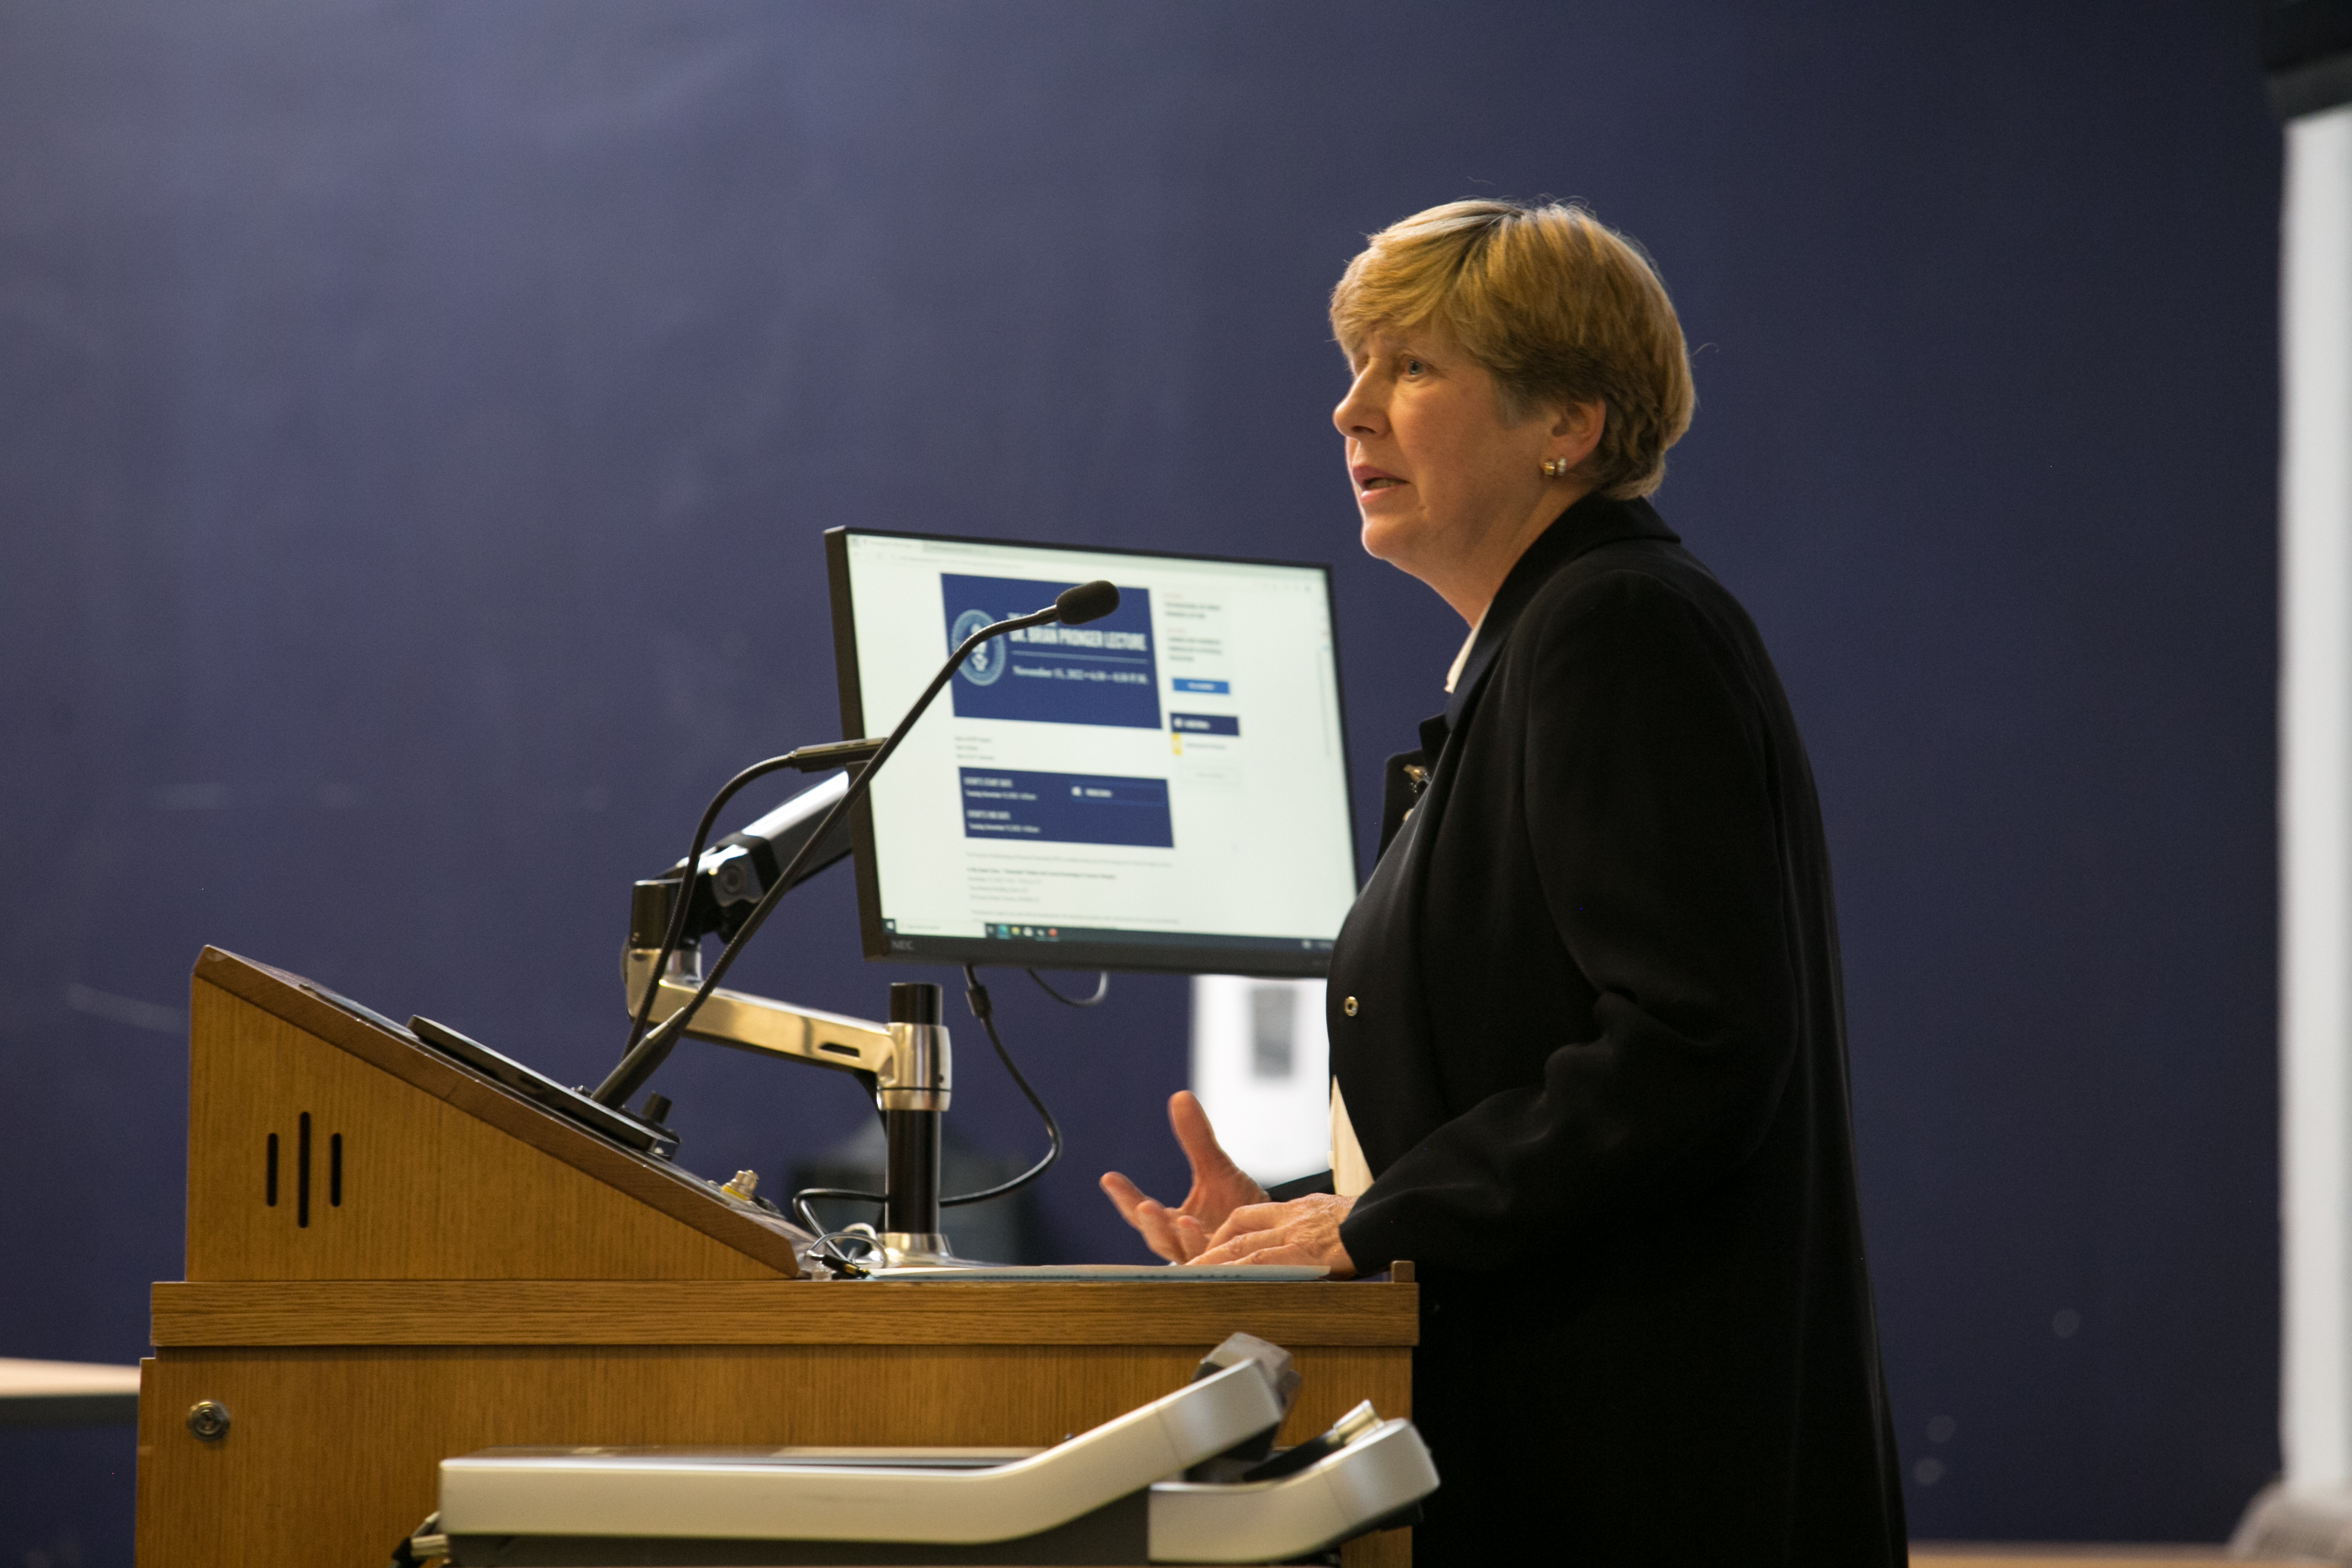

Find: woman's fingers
<box><xmin>1166</xmin><ymin>1092</ymin><xmax>1271</xmax><ymax>1222</ymax></box>
<box><xmin>1098</xmin><ymin>1171</ymin><xmax>1151</xmax><ymax>1224</ymax></box>
<box><xmin>1169</xmin><ymin>1090</ymin><xmax>1262</xmax><ymax>1192</ymax></box>
<box><xmin>1133</xmin><ymin>1199</ymin><xmax>1192</xmax><ymax>1263</ymax></box>
<box><xmin>1104</xmin><ymin>1106</ymin><xmax>1276</xmax><ymax>1263</ymax></box>
<box><xmin>1187</xmin><ymin>1194</ymin><xmax>1358</xmax><ymax>1275</ymax></box>
<box><xmin>1167</xmin><ymin>1091</ymin><xmax>1233</xmax><ymax>1171</ymax></box>
<box><xmin>1207</xmin><ymin>1201</ymin><xmax>1294</xmax><ymax>1249</ymax></box>
<box><xmin>1196</xmin><ymin>1240</ymin><xmax>1315</xmax><ymax>1268</ymax></box>
<box><xmin>1100</xmin><ymin>1173</ymin><xmax>1189</xmax><ymax>1261</ymax></box>
<box><xmin>1190</xmin><ymin>1227</ymin><xmax>1292</xmax><ymax>1266</ymax></box>
<box><xmin>1120</xmin><ymin>1179</ymin><xmax>1358</xmax><ymax>1271</ymax></box>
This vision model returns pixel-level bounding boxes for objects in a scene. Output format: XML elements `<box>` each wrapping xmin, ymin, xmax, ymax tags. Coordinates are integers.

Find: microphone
<box><xmin>1055</xmin><ymin>580</ymin><xmax>1120</xmax><ymax>625</ymax></box>
<box><xmin>593</xmin><ymin>577</ymin><xmax>1125</xmax><ymax>1108</ymax></box>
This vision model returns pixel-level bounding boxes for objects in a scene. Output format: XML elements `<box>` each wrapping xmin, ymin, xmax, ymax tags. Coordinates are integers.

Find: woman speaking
<box><xmin>1102</xmin><ymin>200</ymin><xmax>1907</xmax><ymax>1564</ymax></box>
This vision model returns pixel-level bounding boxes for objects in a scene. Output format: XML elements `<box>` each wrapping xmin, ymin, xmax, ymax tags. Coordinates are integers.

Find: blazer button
<box><xmin>1343</xmin><ymin>997</ymin><xmax>1358</xmax><ymax>1017</ymax></box>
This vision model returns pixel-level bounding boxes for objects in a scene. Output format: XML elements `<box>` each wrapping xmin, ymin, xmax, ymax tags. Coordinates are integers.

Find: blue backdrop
<box><xmin>0</xmin><ymin>2</ymin><xmax>2280</xmax><ymax>1558</ymax></box>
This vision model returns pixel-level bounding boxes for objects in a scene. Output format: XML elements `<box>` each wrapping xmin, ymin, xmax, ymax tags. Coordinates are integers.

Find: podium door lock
<box><xmin>186</xmin><ymin>1400</ymin><xmax>231</xmax><ymax>1442</ymax></box>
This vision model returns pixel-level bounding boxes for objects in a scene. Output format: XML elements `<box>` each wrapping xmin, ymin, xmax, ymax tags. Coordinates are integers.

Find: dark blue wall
<box><xmin>0</xmin><ymin>2</ymin><xmax>2280</xmax><ymax>1558</ymax></box>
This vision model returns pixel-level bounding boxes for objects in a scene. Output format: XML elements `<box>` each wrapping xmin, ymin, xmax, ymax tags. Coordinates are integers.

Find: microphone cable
<box><xmin>596</xmin><ymin>580</ymin><xmax>1116</xmax><ymax>1111</ymax></box>
<box><xmin>789</xmin><ymin>965</ymin><xmax>1063</xmax><ymax>1241</ymax></box>
<box><xmin>615</xmin><ymin>750</ymin><xmax>816</xmax><ymax>1064</ymax></box>
<box><xmin>942</xmin><ymin>964</ymin><xmax>1061</xmax><ymax>1207</ymax></box>
<box><xmin>596</xmin><ymin>611</ymin><xmax>1045</xmax><ymax>1107</ymax></box>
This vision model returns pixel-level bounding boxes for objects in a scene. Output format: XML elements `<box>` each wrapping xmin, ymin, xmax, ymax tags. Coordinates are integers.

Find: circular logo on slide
<box><xmin>953</xmin><ymin>609</ymin><xmax>1006</xmax><ymax>685</ymax></box>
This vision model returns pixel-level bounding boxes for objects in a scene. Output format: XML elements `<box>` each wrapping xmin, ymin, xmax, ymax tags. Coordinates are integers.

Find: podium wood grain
<box><xmin>184</xmin><ymin>948</ymin><xmax>799</xmax><ymax>1281</ymax></box>
<box><xmin>138</xmin><ymin>952</ymin><xmax>1416</xmax><ymax>1568</ymax></box>
<box><xmin>151</xmin><ymin>1278</ymin><xmax>1416</xmax><ymax>1347</ymax></box>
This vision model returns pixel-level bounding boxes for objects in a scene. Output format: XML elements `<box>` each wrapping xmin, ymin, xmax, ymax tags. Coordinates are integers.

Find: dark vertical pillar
<box><xmin>883</xmin><ymin>1108</ymin><xmax>941</xmax><ymax>1237</ymax></box>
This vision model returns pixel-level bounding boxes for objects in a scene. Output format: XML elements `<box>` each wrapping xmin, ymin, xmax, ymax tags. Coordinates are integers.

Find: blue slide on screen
<box><xmin>960</xmin><ymin>769</ymin><xmax>1175</xmax><ymax>848</ymax></box>
<box><xmin>941</xmin><ymin>574</ymin><xmax>1161</xmax><ymax>728</ymax></box>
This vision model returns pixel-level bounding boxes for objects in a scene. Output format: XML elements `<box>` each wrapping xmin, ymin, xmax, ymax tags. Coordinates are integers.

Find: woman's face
<box><xmin>1333</xmin><ymin>322</ymin><xmax>1593</xmax><ymax>616</ymax></box>
<box><xmin>1335</xmin><ymin>324</ymin><xmax>1551</xmax><ymax>577</ymax></box>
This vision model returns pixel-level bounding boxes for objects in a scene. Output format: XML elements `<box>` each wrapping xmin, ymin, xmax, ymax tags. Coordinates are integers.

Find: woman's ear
<box><xmin>1548</xmin><ymin>399</ymin><xmax>1607</xmax><ymax>470</ymax></box>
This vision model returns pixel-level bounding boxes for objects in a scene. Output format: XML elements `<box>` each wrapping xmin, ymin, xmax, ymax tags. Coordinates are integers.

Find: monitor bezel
<box><xmin>824</xmin><ymin>526</ymin><xmax>1361</xmax><ymax>978</ymax></box>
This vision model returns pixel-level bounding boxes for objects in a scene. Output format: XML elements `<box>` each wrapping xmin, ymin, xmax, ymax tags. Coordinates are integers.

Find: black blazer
<box><xmin>1327</xmin><ymin>494</ymin><xmax>1906</xmax><ymax>1565</ymax></box>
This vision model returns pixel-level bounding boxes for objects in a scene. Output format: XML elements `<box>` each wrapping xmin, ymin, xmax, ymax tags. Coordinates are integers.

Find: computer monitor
<box><xmin>825</xmin><ymin>527</ymin><xmax>1360</xmax><ymax>976</ymax></box>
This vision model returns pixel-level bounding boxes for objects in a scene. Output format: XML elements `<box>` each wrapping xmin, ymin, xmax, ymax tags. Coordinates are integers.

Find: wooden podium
<box><xmin>135</xmin><ymin>949</ymin><xmax>1417</xmax><ymax>1566</ymax></box>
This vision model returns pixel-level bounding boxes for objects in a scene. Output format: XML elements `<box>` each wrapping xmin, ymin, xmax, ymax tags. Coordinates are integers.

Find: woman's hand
<box><xmin>1190</xmin><ymin>1193</ymin><xmax>1358</xmax><ymax>1276</ymax></box>
<box><xmin>1100</xmin><ymin>1091</ymin><xmax>1270</xmax><ymax>1262</ymax></box>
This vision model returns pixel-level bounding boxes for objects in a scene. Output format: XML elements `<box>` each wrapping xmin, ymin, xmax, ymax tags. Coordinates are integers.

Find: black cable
<box><xmin>940</xmin><ymin>965</ymin><xmax>1061</xmax><ymax>1207</ymax></box>
<box><xmin>595</xmin><ymin>750</ymin><xmax>824</xmax><ymax>1108</ymax></box>
<box><xmin>1026</xmin><ymin>968</ymin><xmax>1109</xmax><ymax>1007</ymax></box>
<box><xmin>595</xmin><ymin>598</ymin><xmax>1077</xmax><ymax>1108</ymax></box>
<box><xmin>617</xmin><ymin>753</ymin><xmax>808</xmax><ymax>1060</ymax></box>
<box><xmin>785</xmin><ymin>971</ymin><xmax>1058</xmax><ymax>1246</ymax></box>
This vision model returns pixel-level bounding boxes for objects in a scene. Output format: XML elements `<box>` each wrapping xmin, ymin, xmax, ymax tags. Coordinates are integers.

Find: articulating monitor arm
<box><xmin>619</xmin><ymin>937</ymin><xmax>958</xmax><ymax>1267</ymax></box>
<box><xmin>619</xmin><ymin>943</ymin><xmax>946</xmax><ymax>1111</ymax></box>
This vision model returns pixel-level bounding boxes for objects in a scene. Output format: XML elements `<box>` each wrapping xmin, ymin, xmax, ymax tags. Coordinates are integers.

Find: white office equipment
<box><xmin>1147</xmin><ymin>1417</ymin><xmax>1437</xmax><ymax>1564</ymax></box>
<box><xmin>423</xmin><ymin>1335</ymin><xmax>1435</xmax><ymax>1565</ymax></box>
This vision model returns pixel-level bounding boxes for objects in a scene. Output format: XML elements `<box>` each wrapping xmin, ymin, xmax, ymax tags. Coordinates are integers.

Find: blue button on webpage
<box><xmin>1171</xmin><ymin>678</ymin><xmax>1229</xmax><ymax>694</ymax></box>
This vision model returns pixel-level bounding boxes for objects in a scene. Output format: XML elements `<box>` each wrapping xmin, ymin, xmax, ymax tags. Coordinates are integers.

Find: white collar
<box><xmin>1443</xmin><ymin>605</ymin><xmax>1488</xmax><ymax>694</ymax></box>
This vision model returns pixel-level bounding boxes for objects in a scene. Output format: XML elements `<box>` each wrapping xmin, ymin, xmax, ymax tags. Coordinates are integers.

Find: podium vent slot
<box><xmin>296</xmin><ymin>1112</ymin><xmax>311</xmax><ymax>1228</ymax></box>
<box><xmin>330</xmin><ymin>1133</ymin><xmax>343</xmax><ymax>1207</ymax></box>
<box><xmin>265</xmin><ymin>1133</ymin><xmax>278</xmax><ymax>1207</ymax></box>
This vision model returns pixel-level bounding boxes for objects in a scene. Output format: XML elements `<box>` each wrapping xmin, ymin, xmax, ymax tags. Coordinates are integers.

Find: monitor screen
<box><xmin>825</xmin><ymin>528</ymin><xmax>1360</xmax><ymax>976</ymax></box>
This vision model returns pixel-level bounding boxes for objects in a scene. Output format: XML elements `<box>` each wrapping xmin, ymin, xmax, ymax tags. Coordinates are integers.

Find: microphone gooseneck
<box><xmin>592</xmin><ymin>583</ymin><xmax>1114</xmax><ymax>1108</ymax></box>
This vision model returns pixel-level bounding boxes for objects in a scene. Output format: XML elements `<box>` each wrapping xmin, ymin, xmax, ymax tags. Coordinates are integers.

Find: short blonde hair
<box><xmin>1330</xmin><ymin>200</ymin><xmax>1695</xmax><ymax>500</ymax></box>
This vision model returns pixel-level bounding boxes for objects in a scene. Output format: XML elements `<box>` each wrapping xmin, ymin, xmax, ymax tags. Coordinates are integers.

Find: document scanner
<box><xmin>423</xmin><ymin>1335</ymin><xmax>1437</xmax><ymax>1565</ymax></box>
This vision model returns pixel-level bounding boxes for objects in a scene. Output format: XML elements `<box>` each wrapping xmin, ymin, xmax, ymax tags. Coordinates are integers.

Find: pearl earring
<box><xmin>1541</xmin><ymin>457</ymin><xmax>1570</xmax><ymax>479</ymax></box>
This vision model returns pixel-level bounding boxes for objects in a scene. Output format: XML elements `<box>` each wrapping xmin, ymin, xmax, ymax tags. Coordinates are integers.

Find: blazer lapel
<box><xmin>1436</xmin><ymin>492</ymin><xmax>1681</xmax><ymax>742</ymax></box>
